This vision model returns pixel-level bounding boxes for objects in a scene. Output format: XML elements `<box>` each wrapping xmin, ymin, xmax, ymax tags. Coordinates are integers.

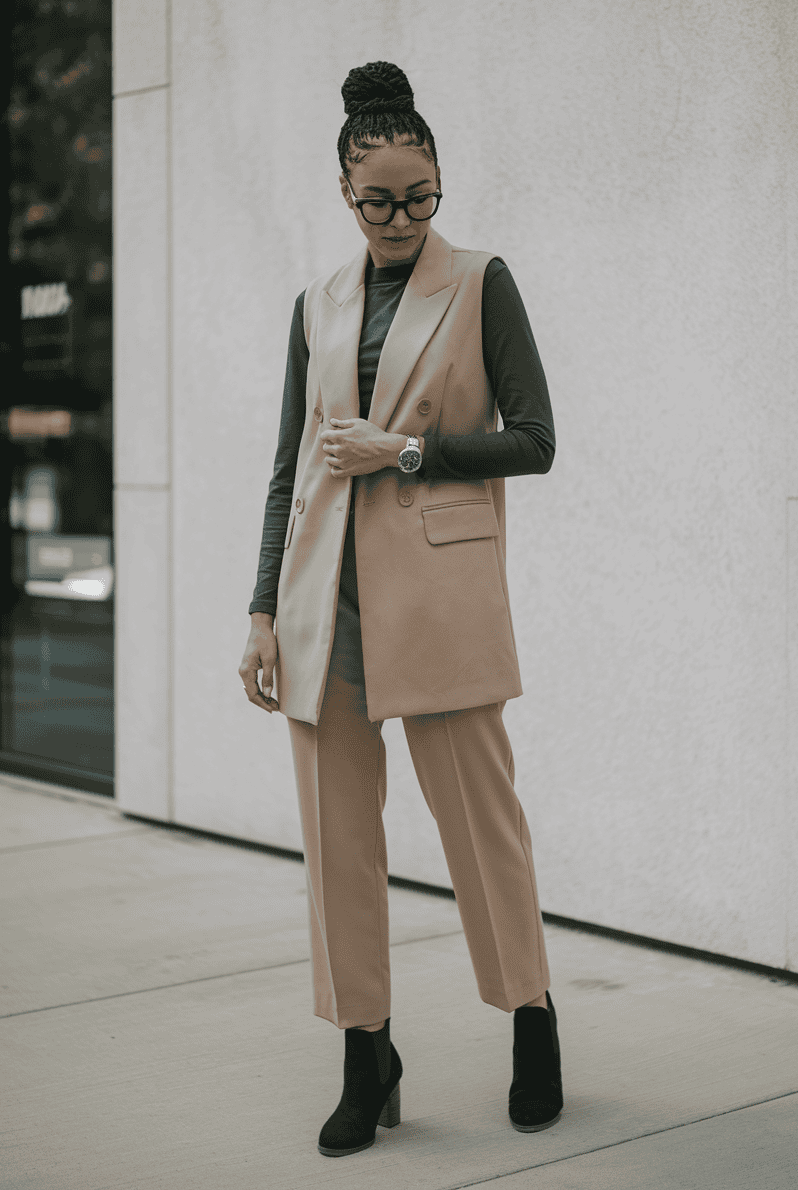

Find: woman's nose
<box><xmin>391</xmin><ymin>209</ymin><xmax>413</xmax><ymax>230</ymax></box>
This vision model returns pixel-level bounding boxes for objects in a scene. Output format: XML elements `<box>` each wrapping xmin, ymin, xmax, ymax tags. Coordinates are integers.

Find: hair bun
<box><xmin>342</xmin><ymin>61</ymin><xmax>415</xmax><ymax>117</ymax></box>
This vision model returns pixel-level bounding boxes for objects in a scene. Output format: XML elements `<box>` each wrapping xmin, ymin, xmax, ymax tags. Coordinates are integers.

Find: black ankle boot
<box><xmin>318</xmin><ymin>1018</ymin><xmax>402</xmax><ymax>1157</ymax></box>
<box><xmin>509</xmin><ymin>991</ymin><xmax>564</xmax><ymax>1132</ymax></box>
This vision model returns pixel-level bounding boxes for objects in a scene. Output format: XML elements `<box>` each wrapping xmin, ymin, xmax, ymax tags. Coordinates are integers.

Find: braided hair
<box><xmin>337</xmin><ymin>61</ymin><xmax>438</xmax><ymax>181</ymax></box>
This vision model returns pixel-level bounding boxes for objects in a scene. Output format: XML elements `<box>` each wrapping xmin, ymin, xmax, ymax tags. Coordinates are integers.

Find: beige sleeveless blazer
<box><xmin>273</xmin><ymin>224</ymin><xmax>523</xmax><ymax>724</ymax></box>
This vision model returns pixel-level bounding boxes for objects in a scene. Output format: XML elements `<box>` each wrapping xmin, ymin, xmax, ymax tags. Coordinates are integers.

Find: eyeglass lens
<box><xmin>360</xmin><ymin>195</ymin><xmax>439</xmax><ymax>224</ymax></box>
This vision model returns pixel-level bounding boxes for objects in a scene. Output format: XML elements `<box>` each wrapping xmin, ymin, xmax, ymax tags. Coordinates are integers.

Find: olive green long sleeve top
<box><xmin>249</xmin><ymin>250</ymin><xmax>555</xmax><ymax>617</ymax></box>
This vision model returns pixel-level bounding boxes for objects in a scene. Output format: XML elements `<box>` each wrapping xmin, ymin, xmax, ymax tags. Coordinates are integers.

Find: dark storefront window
<box><xmin>1</xmin><ymin>0</ymin><xmax>113</xmax><ymax>795</ymax></box>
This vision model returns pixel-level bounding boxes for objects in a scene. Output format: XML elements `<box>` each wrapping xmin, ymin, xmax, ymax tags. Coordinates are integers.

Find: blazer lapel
<box><xmin>315</xmin><ymin>225</ymin><xmax>458</xmax><ymax>432</ymax></box>
<box><xmin>315</xmin><ymin>244</ymin><xmax>369</xmax><ymax>422</ymax></box>
<box><xmin>368</xmin><ymin>225</ymin><xmax>457</xmax><ymax>433</ymax></box>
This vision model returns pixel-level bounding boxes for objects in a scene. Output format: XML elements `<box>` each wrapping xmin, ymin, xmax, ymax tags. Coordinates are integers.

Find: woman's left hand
<box><xmin>320</xmin><ymin>418</ymin><xmax>402</xmax><ymax>477</ymax></box>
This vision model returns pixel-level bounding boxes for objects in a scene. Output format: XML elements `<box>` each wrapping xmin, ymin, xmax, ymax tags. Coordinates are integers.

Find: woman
<box><xmin>239</xmin><ymin>60</ymin><xmax>562</xmax><ymax>1158</ymax></box>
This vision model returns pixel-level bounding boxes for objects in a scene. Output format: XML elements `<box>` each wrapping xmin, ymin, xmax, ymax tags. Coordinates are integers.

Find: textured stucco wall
<box><xmin>114</xmin><ymin>0</ymin><xmax>798</xmax><ymax>971</ymax></box>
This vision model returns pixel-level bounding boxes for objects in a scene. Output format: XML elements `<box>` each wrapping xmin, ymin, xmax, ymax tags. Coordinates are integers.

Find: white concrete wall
<box><xmin>113</xmin><ymin>0</ymin><xmax>172</xmax><ymax>821</ymax></box>
<box><xmin>113</xmin><ymin>0</ymin><xmax>798</xmax><ymax>973</ymax></box>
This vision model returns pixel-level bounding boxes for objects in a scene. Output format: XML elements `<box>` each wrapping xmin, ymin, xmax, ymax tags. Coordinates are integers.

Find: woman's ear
<box><xmin>340</xmin><ymin>173</ymin><xmax>353</xmax><ymax>208</ymax></box>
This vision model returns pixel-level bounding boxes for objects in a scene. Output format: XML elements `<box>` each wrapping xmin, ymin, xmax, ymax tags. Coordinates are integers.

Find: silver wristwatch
<box><xmin>397</xmin><ymin>435</ymin><xmax>422</xmax><ymax>473</ymax></box>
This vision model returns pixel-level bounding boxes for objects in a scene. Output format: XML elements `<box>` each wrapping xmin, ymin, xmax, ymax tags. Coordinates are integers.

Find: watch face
<box><xmin>399</xmin><ymin>450</ymin><xmax>421</xmax><ymax>473</ymax></box>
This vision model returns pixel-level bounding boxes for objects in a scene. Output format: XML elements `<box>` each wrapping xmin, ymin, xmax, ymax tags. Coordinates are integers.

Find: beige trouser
<box><xmin>286</xmin><ymin>505</ymin><xmax>550</xmax><ymax>1029</ymax></box>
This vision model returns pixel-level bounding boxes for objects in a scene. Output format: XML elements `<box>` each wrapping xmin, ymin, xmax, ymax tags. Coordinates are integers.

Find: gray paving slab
<box><xmin>4</xmin><ymin>925</ymin><xmax>798</xmax><ymax>1188</ymax></box>
<box><xmin>0</xmin><ymin>783</ymin><xmax>462</xmax><ymax>1016</ymax></box>
<box><xmin>1</xmin><ymin>782</ymin><xmax>796</xmax><ymax>1190</ymax></box>
<box><xmin>493</xmin><ymin>1092</ymin><xmax>798</xmax><ymax>1190</ymax></box>
<box><xmin>0</xmin><ymin>780</ymin><xmax>143</xmax><ymax>849</ymax></box>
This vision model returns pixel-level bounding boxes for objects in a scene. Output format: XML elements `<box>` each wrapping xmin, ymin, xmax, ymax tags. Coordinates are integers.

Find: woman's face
<box><xmin>340</xmin><ymin>140</ymin><xmax>441</xmax><ymax>267</ymax></box>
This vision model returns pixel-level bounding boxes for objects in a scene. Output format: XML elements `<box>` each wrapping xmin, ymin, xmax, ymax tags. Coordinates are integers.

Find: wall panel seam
<box><xmin>166</xmin><ymin>0</ymin><xmax>174</xmax><ymax>822</ymax></box>
<box><xmin>786</xmin><ymin>497</ymin><xmax>798</xmax><ymax>970</ymax></box>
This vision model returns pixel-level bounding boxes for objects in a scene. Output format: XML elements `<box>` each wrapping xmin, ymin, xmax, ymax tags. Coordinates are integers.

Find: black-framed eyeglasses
<box><xmin>347</xmin><ymin>182</ymin><xmax>443</xmax><ymax>225</ymax></box>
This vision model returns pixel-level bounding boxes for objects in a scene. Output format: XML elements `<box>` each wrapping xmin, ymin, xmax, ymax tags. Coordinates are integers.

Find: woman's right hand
<box><xmin>239</xmin><ymin>613</ymin><xmax>279</xmax><ymax>713</ymax></box>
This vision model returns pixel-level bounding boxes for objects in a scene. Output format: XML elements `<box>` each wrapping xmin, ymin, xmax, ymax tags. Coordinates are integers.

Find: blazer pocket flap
<box><xmin>421</xmin><ymin>501</ymin><xmax>499</xmax><ymax>545</ymax></box>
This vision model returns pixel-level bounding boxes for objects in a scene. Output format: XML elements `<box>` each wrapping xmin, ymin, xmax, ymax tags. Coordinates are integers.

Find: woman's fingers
<box><xmin>241</xmin><ymin>668</ymin><xmax>271</xmax><ymax>711</ymax></box>
<box><xmin>324</xmin><ymin>446</ymin><xmax>344</xmax><ymax>476</ymax></box>
<box><xmin>248</xmin><ymin>683</ymin><xmax>277</xmax><ymax>713</ymax></box>
<box><xmin>239</xmin><ymin>651</ymin><xmax>278</xmax><ymax>713</ymax></box>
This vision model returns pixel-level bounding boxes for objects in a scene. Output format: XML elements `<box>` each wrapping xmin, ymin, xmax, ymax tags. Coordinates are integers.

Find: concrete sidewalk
<box><xmin>1</xmin><ymin>776</ymin><xmax>796</xmax><ymax>1190</ymax></box>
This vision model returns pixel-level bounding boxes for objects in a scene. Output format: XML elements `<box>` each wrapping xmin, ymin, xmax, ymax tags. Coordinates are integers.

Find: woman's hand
<box><xmin>320</xmin><ymin>418</ymin><xmax>406</xmax><ymax>477</ymax></box>
<box><xmin>239</xmin><ymin>613</ymin><xmax>279</xmax><ymax>713</ymax></box>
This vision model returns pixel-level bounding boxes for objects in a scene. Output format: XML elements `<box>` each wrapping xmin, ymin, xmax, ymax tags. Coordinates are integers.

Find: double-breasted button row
<box><xmin>295</xmin><ymin>497</ymin><xmax>305</xmax><ymax>513</ymax></box>
<box><xmin>313</xmin><ymin>407</ymin><xmax>323</xmax><ymax>421</ymax></box>
<box><xmin>417</xmin><ymin>399</ymin><xmax>432</xmax><ymax>415</ymax></box>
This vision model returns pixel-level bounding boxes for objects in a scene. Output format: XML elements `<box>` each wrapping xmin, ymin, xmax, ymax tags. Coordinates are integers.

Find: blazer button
<box><xmin>313</xmin><ymin>407</ymin><xmax>323</xmax><ymax>421</ymax></box>
<box><xmin>399</xmin><ymin>490</ymin><xmax>414</xmax><ymax>507</ymax></box>
<box><xmin>295</xmin><ymin>497</ymin><xmax>305</xmax><ymax>513</ymax></box>
<box><xmin>417</xmin><ymin>399</ymin><xmax>432</xmax><ymax>414</ymax></box>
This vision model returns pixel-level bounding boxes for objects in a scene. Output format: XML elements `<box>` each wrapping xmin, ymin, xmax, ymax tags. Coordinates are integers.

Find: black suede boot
<box><xmin>509</xmin><ymin>991</ymin><xmax>564</xmax><ymax>1132</ymax></box>
<box><xmin>318</xmin><ymin>1018</ymin><xmax>402</xmax><ymax>1157</ymax></box>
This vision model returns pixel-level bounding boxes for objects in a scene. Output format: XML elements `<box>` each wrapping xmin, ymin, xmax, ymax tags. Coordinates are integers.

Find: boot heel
<box><xmin>377</xmin><ymin>1083</ymin><xmax>400</xmax><ymax>1128</ymax></box>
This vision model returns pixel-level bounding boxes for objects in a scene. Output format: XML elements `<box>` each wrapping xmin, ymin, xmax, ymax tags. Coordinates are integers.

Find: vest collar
<box><xmin>327</xmin><ymin>223</ymin><xmax>452</xmax><ymax>305</ymax></box>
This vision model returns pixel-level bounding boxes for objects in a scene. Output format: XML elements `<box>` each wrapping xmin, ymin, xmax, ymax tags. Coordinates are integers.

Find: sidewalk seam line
<box><xmin>113</xmin><ymin>83</ymin><xmax>169</xmax><ymax>99</ymax></box>
<box><xmin>0</xmin><ymin>827</ymin><xmax>154</xmax><ymax>854</ymax></box>
<box><xmin>0</xmin><ymin>929</ymin><xmax>467</xmax><ymax>1019</ymax></box>
<box><xmin>440</xmin><ymin>1089</ymin><xmax>798</xmax><ymax>1189</ymax></box>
